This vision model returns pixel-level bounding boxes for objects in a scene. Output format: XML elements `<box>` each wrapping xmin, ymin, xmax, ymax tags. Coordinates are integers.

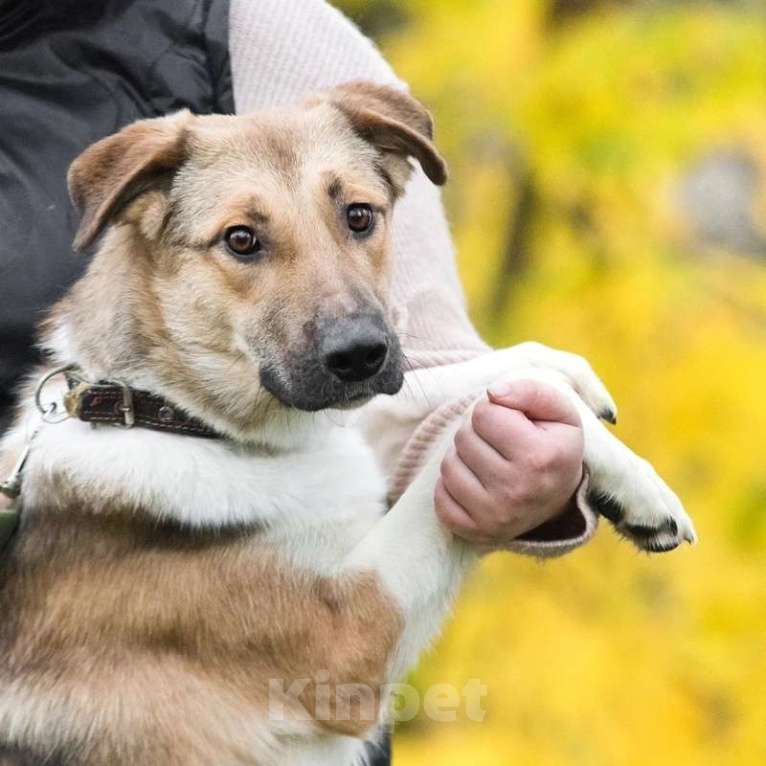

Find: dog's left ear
<box><xmin>68</xmin><ymin>110</ymin><xmax>192</xmax><ymax>251</ymax></box>
<box><xmin>323</xmin><ymin>82</ymin><xmax>447</xmax><ymax>194</ymax></box>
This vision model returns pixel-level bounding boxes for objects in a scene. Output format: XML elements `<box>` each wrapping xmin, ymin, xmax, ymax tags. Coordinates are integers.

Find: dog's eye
<box><xmin>346</xmin><ymin>204</ymin><xmax>374</xmax><ymax>235</ymax></box>
<box><xmin>224</xmin><ymin>226</ymin><xmax>261</xmax><ymax>259</ymax></box>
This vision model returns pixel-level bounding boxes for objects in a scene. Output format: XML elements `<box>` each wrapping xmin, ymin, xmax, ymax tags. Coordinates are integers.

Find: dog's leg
<box><xmin>403</xmin><ymin>346</ymin><xmax>696</xmax><ymax>551</ymax></box>
<box><xmin>389</xmin><ymin>343</ymin><xmax>618</xmax><ymax>428</ymax></box>
<box><xmin>573</xmin><ymin>398</ymin><xmax>698</xmax><ymax>551</ymax></box>
<box><xmin>477</xmin><ymin>365</ymin><xmax>698</xmax><ymax>552</ymax></box>
<box><xmin>346</xmin><ymin>359</ymin><xmax>696</xmax><ymax>688</ymax></box>
<box><xmin>343</xmin><ymin>412</ymin><xmax>476</xmax><ymax>682</ymax></box>
<box><xmin>347</xmin><ymin>356</ymin><xmax>619</xmax><ymax>684</ymax></box>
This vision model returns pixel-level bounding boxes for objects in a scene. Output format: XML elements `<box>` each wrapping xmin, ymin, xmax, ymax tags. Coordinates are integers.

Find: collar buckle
<box><xmin>114</xmin><ymin>380</ymin><xmax>135</xmax><ymax>428</ymax></box>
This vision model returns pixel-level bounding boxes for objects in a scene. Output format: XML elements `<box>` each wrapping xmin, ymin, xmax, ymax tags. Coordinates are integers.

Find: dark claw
<box><xmin>600</xmin><ymin>408</ymin><xmax>617</xmax><ymax>425</ymax></box>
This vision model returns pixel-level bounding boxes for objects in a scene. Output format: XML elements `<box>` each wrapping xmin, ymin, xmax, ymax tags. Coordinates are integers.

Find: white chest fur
<box><xmin>20</xmin><ymin>414</ymin><xmax>388</xmax><ymax>574</ymax></box>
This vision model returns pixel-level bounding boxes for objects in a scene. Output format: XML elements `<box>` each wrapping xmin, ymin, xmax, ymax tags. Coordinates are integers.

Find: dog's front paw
<box><xmin>587</xmin><ymin>454</ymin><xmax>697</xmax><ymax>552</ymax></box>
<box><xmin>506</xmin><ymin>342</ymin><xmax>618</xmax><ymax>424</ymax></box>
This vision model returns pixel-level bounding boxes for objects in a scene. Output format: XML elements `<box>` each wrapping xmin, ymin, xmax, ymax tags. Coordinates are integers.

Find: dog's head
<box><xmin>57</xmin><ymin>83</ymin><xmax>446</xmax><ymax>438</ymax></box>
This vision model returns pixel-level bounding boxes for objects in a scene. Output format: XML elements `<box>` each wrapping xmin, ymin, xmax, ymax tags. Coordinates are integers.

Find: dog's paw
<box><xmin>587</xmin><ymin>456</ymin><xmax>697</xmax><ymax>553</ymax></box>
<box><xmin>507</xmin><ymin>342</ymin><xmax>618</xmax><ymax>423</ymax></box>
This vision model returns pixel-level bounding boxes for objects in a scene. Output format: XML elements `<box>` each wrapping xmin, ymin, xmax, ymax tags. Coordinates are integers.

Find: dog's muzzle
<box><xmin>260</xmin><ymin>313</ymin><xmax>404</xmax><ymax>411</ymax></box>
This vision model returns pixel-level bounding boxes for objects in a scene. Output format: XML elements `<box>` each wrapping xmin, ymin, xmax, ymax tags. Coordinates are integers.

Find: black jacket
<box><xmin>0</xmin><ymin>0</ymin><xmax>232</xmax><ymax>430</ymax></box>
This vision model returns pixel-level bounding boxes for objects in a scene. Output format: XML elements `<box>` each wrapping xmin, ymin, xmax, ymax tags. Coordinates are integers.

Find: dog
<box><xmin>0</xmin><ymin>82</ymin><xmax>696</xmax><ymax>765</ymax></box>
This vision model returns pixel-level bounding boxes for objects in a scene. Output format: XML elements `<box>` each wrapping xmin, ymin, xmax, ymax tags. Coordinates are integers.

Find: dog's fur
<box><xmin>0</xmin><ymin>83</ymin><xmax>695</xmax><ymax>766</ymax></box>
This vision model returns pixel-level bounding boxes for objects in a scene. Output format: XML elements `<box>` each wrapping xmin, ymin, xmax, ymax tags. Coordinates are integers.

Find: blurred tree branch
<box><xmin>547</xmin><ymin>0</ymin><xmax>635</xmax><ymax>26</ymax></box>
<box><xmin>491</xmin><ymin>158</ymin><xmax>537</xmax><ymax>318</ymax></box>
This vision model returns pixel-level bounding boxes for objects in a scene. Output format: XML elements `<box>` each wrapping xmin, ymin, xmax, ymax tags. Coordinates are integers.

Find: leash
<box><xmin>0</xmin><ymin>421</ymin><xmax>42</xmax><ymax>555</ymax></box>
<box><xmin>0</xmin><ymin>366</ymin><xmax>69</xmax><ymax>553</ymax></box>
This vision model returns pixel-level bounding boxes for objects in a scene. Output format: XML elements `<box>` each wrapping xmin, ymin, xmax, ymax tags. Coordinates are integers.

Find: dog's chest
<box><xmin>253</xmin><ymin>430</ymin><xmax>388</xmax><ymax>574</ymax></box>
<box><xmin>24</xmin><ymin>418</ymin><xmax>388</xmax><ymax>572</ymax></box>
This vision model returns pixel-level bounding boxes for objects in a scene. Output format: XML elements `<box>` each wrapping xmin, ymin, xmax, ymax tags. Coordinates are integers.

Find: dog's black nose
<box><xmin>321</xmin><ymin>317</ymin><xmax>389</xmax><ymax>383</ymax></box>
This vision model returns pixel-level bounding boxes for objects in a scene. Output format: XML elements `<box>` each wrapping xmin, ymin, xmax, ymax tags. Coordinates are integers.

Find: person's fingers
<box><xmin>440</xmin><ymin>446</ymin><xmax>491</xmax><ymax>507</ymax></box>
<box><xmin>453</xmin><ymin>421</ymin><xmax>512</xmax><ymax>486</ymax></box>
<box><xmin>470</xmin><ymin>399</ymin><xmax>538</xmax><ymax>461</ymax></box>
<box><xmin>486</xmin><ymin>379</ymin><xmax>582</xmax><ymax>428</ymax></box>
<box><xmin>434</xmin><ymin>478</ymin><xmax>495</xmax><ymax>545</ymax></box>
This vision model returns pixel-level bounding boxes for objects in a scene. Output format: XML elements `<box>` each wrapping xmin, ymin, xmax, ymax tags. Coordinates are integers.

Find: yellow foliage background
<box><xmin>335</xmin><ymin>1</ymin><xmax>766</xmax><ymax>764</ymax></box>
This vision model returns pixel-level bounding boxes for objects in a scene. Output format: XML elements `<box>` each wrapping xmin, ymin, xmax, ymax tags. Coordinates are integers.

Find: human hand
<box><xmin>434</xmin><ymin>379</ymin><xmax>585</xmax><ymax>548</ymax></box>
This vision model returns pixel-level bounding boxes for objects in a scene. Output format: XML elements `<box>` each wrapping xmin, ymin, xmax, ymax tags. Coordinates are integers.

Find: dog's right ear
<box><xmin>67</xmin><ymin>110</ymin><xmax>192</xmax><ymax>252</ymax></box>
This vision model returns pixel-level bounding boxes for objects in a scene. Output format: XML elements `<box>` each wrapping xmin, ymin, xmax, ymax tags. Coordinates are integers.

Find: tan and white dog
<box><xmin>0</xmin><ymin>83</ymin><xmax>695</xmax><ymax>766</ymax></box>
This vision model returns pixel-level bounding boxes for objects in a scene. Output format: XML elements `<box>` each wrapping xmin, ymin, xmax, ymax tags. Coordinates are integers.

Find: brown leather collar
<box><xmin>63</xmin><ymin>372</ymin><xmax>221</xmax><ymax>439</ymax></box>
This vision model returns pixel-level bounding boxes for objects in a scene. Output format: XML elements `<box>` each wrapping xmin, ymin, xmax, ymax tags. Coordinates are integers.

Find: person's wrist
<box><xmin>474</xmin><ymin>465</ymin><xmax>586</xmax><ymax>553</ymax></box>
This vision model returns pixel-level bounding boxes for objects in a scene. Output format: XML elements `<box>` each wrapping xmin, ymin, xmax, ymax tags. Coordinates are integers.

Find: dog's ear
<box><xmin>324</xmin><ymin>82</ymin><xmax>447</xmax><ymax>193</ymax></box>
<box><xmin>67</xmin><ymin>110</ymin><xmax>192</xmax><ymax>251</ymax></box>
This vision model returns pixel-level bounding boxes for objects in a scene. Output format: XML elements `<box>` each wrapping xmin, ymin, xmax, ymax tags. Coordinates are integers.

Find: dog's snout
<box><xmin>320</xmin><ymin>317</ymin><xmax>389</xmax><ymax>383</ymax></box>
<box><xmin>261</xmin><ymin>312</ymin><xmax>403</xmax><ymax>409</ymax></box>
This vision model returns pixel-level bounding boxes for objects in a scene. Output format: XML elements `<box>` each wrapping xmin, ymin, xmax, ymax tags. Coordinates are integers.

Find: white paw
<box><xmin>587</xmin><ymin>453</ymin><xmax>697</xmax><ymax>553</ymax></box>
<box><xmin>507</xmin><ymin>342</ymin><xmax>618</xmax><ymax>424</ymax></box>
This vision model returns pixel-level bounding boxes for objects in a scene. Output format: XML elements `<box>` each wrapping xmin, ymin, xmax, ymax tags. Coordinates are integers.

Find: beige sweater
<box><xmin>228</xmin><ymin>0</ymin><xmax>597</xmax><ymax>556</ymax></box>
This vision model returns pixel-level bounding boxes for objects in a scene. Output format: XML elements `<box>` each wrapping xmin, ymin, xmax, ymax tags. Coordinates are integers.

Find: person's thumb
<box><xmin>486</xmin><ymin>379</ymin><xmax>581</xmax><ymax>428</ymax></box>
